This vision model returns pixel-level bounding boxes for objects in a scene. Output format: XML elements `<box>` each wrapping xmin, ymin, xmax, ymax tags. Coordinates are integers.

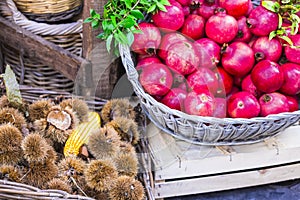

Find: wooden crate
<box><xmin>145</xmin><ymin>123</ymin><xmax>300</xmax><ymax>199</ymax></box>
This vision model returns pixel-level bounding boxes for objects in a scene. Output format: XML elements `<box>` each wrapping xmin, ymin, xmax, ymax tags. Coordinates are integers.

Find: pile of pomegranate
<box><xmin>131</xmin><ymin>0</ymin><xmax>300</xmax><ymax>118</ymax></box>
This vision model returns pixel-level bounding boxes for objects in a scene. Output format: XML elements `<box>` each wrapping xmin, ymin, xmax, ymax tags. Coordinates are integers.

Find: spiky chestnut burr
<box><xmin>0</xmin><ymin>124</ymin><xmax>23</xmax><ymax>165</ymax></box>
<box><xmin>0</xmin><ymin>95</ymin><xmax>28</xmax><ymax>113</ymax></box>
<box><xmin>33</xmin><ymin>106</ymin><xmax>79</xmax><ymax>143</ymax></box>
<box><xmin>106</xmin><ymin>117</ymin><xmax>140</xmax><ymax>145</ymax></box>
<box><xmin>0</xmin><ymin>165</ymin><xmax>22</xmax><ymax>182</ymax></box>
<box><xmin>84</xmin><ymin>159</ymin><xmax>118</xmax><ymax>192</ymax></box>
<box><xmin>87</xmin><ymin>126</ymin><xmax>121</xmax><ymax>160</ymax></box>
<box><xmin>21</xmin><ymin>133</ymin><xmax>56</xmax><ymax>163</ymax></box>
<box><xmin>113</xmin><ymin>142</ymin><xmax>138</xmax><ymax>177</ymax></box>
<box><xmin>0</xmin><ymin>107</ymin><xmax>27</xmax><ymax>131</ymax></box>
<box><xmin>23</xmin><ymin>160</ymin><xmax>58</xmax><ymax>188</ymax></box>
<box><xmin>59</xmin><ymin>99</ymin><xmax>90</xmax><ymax>123</ymax></box>
<box><xmin>46</xmin><ymin>178</ymin><xmax>72</xmax><ymax>194</ymax></box>
<box><xmin>108</xmin><ymin>175</ymin><xmax>145</xmax><ymax>200</ymax></box>
<box><xmin>28</xmin><ymin>99</ymin><xmax>53</xmax><ymax>122</ymax></box>
<box><xmin>101</xmin><ymin>99</ymin><xmax>136</xmax><ymax>123</ymax></box>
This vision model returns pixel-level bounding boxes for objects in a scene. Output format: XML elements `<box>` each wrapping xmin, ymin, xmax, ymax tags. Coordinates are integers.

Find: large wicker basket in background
<box><xmin>13</xmin><ymin>0</ymin><xmax>83</xmax><ymax>22</ymax></box>
<box><xmin>0</xmin><ymin>0</ymin><xmax>82</xmax><ymax>93</ymax></box>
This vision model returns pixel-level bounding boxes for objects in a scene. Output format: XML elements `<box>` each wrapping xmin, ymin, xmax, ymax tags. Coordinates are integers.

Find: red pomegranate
<box><xmin>181</xmin><ymin>14</ymin><xmax>206</xmax><ymax>40</ymax></box>
<box><xmin>214</xmin><ymin>66</ymin><xmax>234</xmax><ymax>96</ymax></box>
<box><xmin>205</xmin><ymin>8</ymin><xmax>238</xmax><ymax>44</ymax></box>
<box><xmin>252</xmin><ymin>36</ymin><xmax>283</xmax><ymax>62</ymax></box>
<box><xmin>139</xmin><ymin>63</ymin><xmax>173</xmax><ymax>96</ymax></box>
<box><xmin>279</xmin><ymin>62</ymin><xmax>300</xmax><ymax>96</ymax></box>
<box><xmin>285</xmin><ymin>34</ymin><xmax>300</xmax><ymax>64</ymax></box>
<box><xmin>233</xmin><ymin>16</ymin><xmax>253</xmax><ymax>43</ymax></box>
<box><xmin>152</xmin><ymin>4</ymin><xmax>185</xmax><ymax>32</ymax></box>
<box><xmin>161</xmin><ymin>88</ymin><xmax>187</xmax><ymax>111</ymax></box>
<box><xmin>221</xmin><ymin>42</ymin><xmax>255</xmax><ymax>77</ymax></box>
<box><xmin>184</xmin><ymin>91</ymin><xmax>216</xmax><ymax>116</ymax></box>
<box><xmin>165</xmin><ymin>41</ymin><xmax>200</xmax><ymax>75</ymax></box>
<box><xmin>218</xmin><ymin>0</ymin><xmax>249</xmax><ymax>19</ymax></box>
<box><xmin>286</xmin><ymin>95</ymin><xmax>299</xmax><ymax>112</ymax></box>
<box><xmin>251</xmin><ymin>60</ymin><xmax>284</xmax><ymax>93</ymax></box>
<box><xmin>187</xmin><ymin>67</ymin><xmax>219</xmax><ymax>95</ymax></box>
<box><xmin>131</xmin><ymin>22</ymin><xmax>161</xmax><ymax>55</ymax></box>
<box><xmin>241</xmin><ymin>74</ymin><xmax>261</xmax><ymax>98</ymax></box>
<box><xmin>158</xmin><ymin>32</ymin><xmax>188</xmax><ymax>61</ymax></box>
<box><xmin>136</xmin><ymin>57</ymin><xmax>161</xmax><ymax>71</ymax></box>
<box><xmin>197</xmin><ymin>2</ymin><xmax>218</xmax><ymax>19</ymax></box>
<box><xmin>247</xmin><ymin>5</ymin><xmax>279</xmax><ymax>36</ymax></box>
<box><xmin>227</xmin><ymin>91</ymin><xmax>261</xmax><ymax>118</ymax></box>
<box><xmin>259</xmin><ymin>92</ymin><xmax>289</xmax><ymax>117</ymax></box>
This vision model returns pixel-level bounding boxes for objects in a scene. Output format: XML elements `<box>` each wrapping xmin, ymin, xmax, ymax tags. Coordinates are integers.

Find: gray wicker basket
<box><xmin>119</xmin><ymin>44</ymin><xmax>300</xmax><ymax>146</ymax></box>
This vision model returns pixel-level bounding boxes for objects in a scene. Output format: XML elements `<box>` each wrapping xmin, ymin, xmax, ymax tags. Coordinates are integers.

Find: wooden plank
<box><xmin>82</xmin><ymin>0</ymin><xmax>93</xmax><ymax>59</ymax></box>
<box><xmin>147</xmin><ymin>125</ymin><xmax>300</xmax><ymax>181</ymax></box>
<box><xmin>0</xmin><ymin>16</ymin><xmax>89</xmax><ymax>83</ymax></box>
<box><xmin>154</xmin><ymin>162</ymin><xmax>300</xmax><ymax>198</ymax></box>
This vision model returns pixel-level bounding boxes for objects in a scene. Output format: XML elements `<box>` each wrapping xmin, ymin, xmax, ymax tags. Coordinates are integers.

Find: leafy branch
<box><xmin>84</xmin><ymin>0</ymin><xmax>170</xmax><ymax>55</ymax></box>
<box><xmin>262</xmin><ymin>0</ymin><xmax>300</xmax><ymax>46</ymax></box>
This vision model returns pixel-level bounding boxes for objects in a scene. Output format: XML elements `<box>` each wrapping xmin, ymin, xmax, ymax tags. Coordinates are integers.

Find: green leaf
<box><xmin>96</xmin><ymin>32</ymin><xmax>105</xmax><ymax>39</ymax></box>
<box><xmin>111</xmin><ymin>16</ymin><xmax>117</xmax><ymax>27</ymax></box>
<box><xmin>91</xmin><ymin>20</ymin><xmax>100</xmax><ymax>29</ymax></box>
<box><xmin>84</xmin><ymin>17</ymin><xmax>93</xmax><ymax>23</ymax></box>
<box><xmin>279</xmin><ymin>35</ymin><xmax>294</xmax><ymax>46</ymax></box>
<box><xmin>261</xmin><ymin>1</ymin><xmax>280</xmax><ymax>13</ymax></box>
<box><xmin>90</xmin><ymin>9</ymin><xmax>96</xmax><ymax>17</ymax></box>
<box><xmin>278</xmin><ymin>14</ymin><xmax>282</xmax><ymax>28</ymax></box>
<box><xmin>147</xmin><ymin>4</ymin><xmax>157</xmax><ymax>13</ymax></box>
<box><xmin>126</xmin><ymin>31</ymin><xmax>135</xmax><ymax>46</ymax></box>
<box><xmin>156</xmin><ymin>1</ymin><xmax>167</xmax><ymax>12</ymax></box>
<box><xmin>117</xmin><ymin>30</ymin><xmax>129</xmax><ymax>44</ymax></box>
<box><xmin>130</xmin><ymin>10</ymin><xmax>144</xmax><ymax>19</ymax></box>
<box><xmin>106</xmin><ymin>34</ymin><xmax>113</xmax><ymax>52</ymax></box>
<box><xmin>2</xmin><ymin>65</ymin><xmax>22</xmax><ymax>106</ymax></box>
<box><xmin>120</xmin><ymin>17</ymin><xmax>135</xmax><ymax>28</ymax></box>
<box><xmin>160</xmin><ymin>0</ymin><xmax>170</xmax><ymax>6</ymax></box>
<box><xmin>124</xmin><ymin>0</ymin><xmax>132</xmax><ymax>9</ymax></box>
<box><xmin>269</xmin><ymin>30</ymin><xmax>277</xmax><ymax>40</ymax></box>
<box><xmin>131</xmin><ymin>29</ymin><xmax>143</xmax><ymax>34</ymax></box>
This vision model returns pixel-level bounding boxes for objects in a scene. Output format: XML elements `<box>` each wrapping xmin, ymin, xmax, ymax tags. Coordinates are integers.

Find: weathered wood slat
<box><xmin>0</xmin><ymin>15</ymin><xmax>90</xmax><ymax>83</ymax></box>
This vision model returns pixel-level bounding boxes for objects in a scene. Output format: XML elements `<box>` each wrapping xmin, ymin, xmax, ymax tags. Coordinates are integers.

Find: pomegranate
<box><xmin>233</xmin><ymin>16</ymin><xmax>253</xmax><ymax>43</ymax></box>
<box><xmin>241</xmin><ymin>74</ymin><xmax>261</xmax><ymax>98</ymax></box>
<box><xmin>252</xmin><ymin>36</ymin><xmax>283</xmax><ymax>62</ymax></box>
<box><xmin>227</xmin><ymin>91</ymin><xmax>260</xmax><ymax>118</ymax></box>
<box><xmin>205</xmin><ymin>8</ymin><xmax>238</xmax><ymax>44</ymax></box>
<box><xmin>178</xmin><ymin>82</ymin><xmax>188</xmax><ymax>91</ymax></box>
<box><xmin>136</xmin><ymin>57</ymin><xmax>161</xmax><ymax>71</ymax></box>
<box><xmin>152</xmin><ymin>4</ymin><xmax>185</xmax><ymax>32</ymax></box>
<box><xmin>181</xmin><ymin>14</ymin><xmax>206</xmax><ymax>40</ymax></box>
<box><xmin>176</xmin><ymin>0</ymin><xmax>190</xmax><ymax>6</ymax></box>
<box><xmin>158</xmin><ymin>32</ymin><xmax>188</xmax><ymax>61</ymax></box>
<box><xmin>187</xmin><ymin>67</ymin><xmax>219</xmax><ymax>95</ymax></box>
<box><xmin>172</xmin><ymin>70</ymin><xmax>186</xmax><ymax>88</ymax></box>
<box><xmin>169</xmin><ymin>0</ymin><xmax>184</xmax><ymax>8</ymax></box>
<box><xmin>233</xmin><ymin>76</ymin><xmax>244</xmax><ymax>87</ymax></box>
<box><xmin>182</xmin><ymin>5</ymin><xmax>191</xmax><ymax>16</ymax></box>
<box><xmin>214</xmin><ymin>66</ymin><xmax>234</xmax><ymax>96</ymax></box>
<box><xmin>197</xmin><ymin>2</ymin><xmax>218</xmax><ymax>19</ymax></box>
<box><xmin>259</xmin><ymin>92</ymin><xmax>289</xmax><ymax>117</ymax></box>
<box><xmin>165</xmin><ymin>40</ymin><xmax>200</xmax><ymax>75</ymax></box>
<box><xmin>194</xmin><ymin>38</ymin><xmax>221</xmax><ymax>69</ymax></box>
<box><xmin>251</xmin><ymin>60</ymin><xmax>284</xmax><ymax>93</ymax></box>
<box><xmin>279</xmin><ymin>63</ymin><xmax>300</xmax><ymax>96</ymax></box>
<box><xmin>246</xmin><ymin>0</ymin><xmax>253</xmax><ymax>16</ymax></box>
<box><xmin>184</xmin><ymin>91</ymin><xmax>216</xmax><ymax>116</ymax></box>
<box><xmin>131</xmin><ymin>22</ymin><xmax>161</xmax><ymax>55</ymax></box>
<box><xmin>247</xmin><ymin>5</ymin><xmax>279</xmax><ymax>36</ymax></box>
<box><xmin>286</xmin><ymin>95</ymin><xmax>299</xmax><ymax>112</ymax></box>
<box><xmin>285</xmin><ymin>34</ymin><xmax>300</xmax><ymax>64</ymax></box>
<box><xmin>213</xmin><ymin>97</ymin><xmax>227</xmax><ymax>118</ymax></box>
<box><xmin>161</xmin><ymin>88</ymin><xmax>187</xmax><ymax>111</ymax></box>
<box><xmin>226</xmin><ymin>86</ymin><xmax>240</xmax><ymax>100</ymax></box>
<box><xmin>221</xmin><ymin>42</ymin><xmax>255</xmax><ymax>77</ymax></box>
<box><xmin>139</xmin><ymin>63</ymin><xmax>173</xmax><ymax>96</ymax></box>
<box><xmin>218</xmin><ymin>0</ymin><xmax>249</xmax><ymax>19</ymax></box>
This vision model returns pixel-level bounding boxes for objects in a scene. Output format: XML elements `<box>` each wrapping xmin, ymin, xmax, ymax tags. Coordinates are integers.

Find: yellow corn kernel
<box><xmin>64</xmin><ymin>112</ymin><xmax>101</xmax><ymax>157</ymax></box>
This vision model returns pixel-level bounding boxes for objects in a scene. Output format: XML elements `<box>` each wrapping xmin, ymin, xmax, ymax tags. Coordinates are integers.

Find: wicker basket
<box><xmin>119</xmin><ymin>42</ymin><xmax>300</xmax><ymax>146</ymax></box>
<box><xmin>13</xmin><ymin>0</ymin><xmax>83</xmax><ymax>22</ymax></box>
<box><xmin>0</xmin><ymin>0</ymin><xmax>82</xmax><ymax>93</ymax></box>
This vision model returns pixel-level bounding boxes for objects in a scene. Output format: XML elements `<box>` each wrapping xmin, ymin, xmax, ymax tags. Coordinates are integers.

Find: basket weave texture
<box><xmin>13</xmin><ymin>0</ymin><xmax>83</xmax><ymax>22</ymax></box>
<box><xmin>119</xmin><ymin>42</ymin><xmax>300</xmax><ymax>146</ymax></box>
<box><xmin>0</xmin><ymin>0</ymin><xmax>82</xmax><ymax>93</ymax></box>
